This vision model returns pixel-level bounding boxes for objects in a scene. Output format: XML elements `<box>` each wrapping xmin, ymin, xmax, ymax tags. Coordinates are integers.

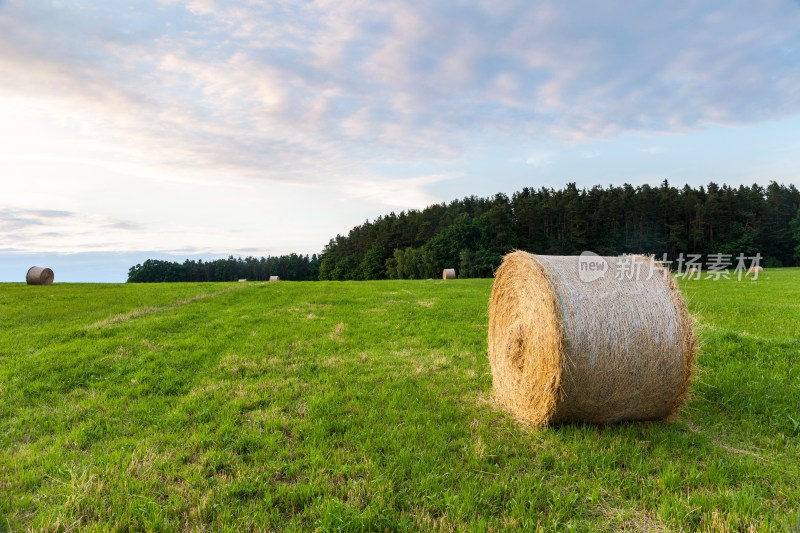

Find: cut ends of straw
<box><xmin>487</xmin><ymin>251</ymin><xmax>697</xmax><ymax>426</ymax></box>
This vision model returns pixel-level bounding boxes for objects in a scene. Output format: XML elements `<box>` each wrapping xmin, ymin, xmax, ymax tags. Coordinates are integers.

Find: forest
<box><xmin>127</xmin><ymin>181</ymin><xmax>800</xmax><ymax>282</ymax></box>
<box><xmin>127</xmin><ymin>254</ymin><xmax>320</xmax><ymax>282</ymax></box>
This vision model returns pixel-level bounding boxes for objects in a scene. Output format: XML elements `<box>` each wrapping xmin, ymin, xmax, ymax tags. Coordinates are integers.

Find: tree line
<box><xmin>127</xmin><ymin>254</ymin><xmax>320</xmax><ymax>282</ymax></box>
<box><xmin>319</xmin><ymin>181</ymin><xmax>800</xmax><ymax>280</ymax></box>
<box><xmin>128</xmin><ymin>181</ymin><xmax>800</xmax><ymax>282</ymax></box>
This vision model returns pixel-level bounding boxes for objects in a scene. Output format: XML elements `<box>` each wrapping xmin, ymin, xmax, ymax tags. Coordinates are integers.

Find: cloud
<box><xmin>1</xmin><ymin>0</ymin><xmax>799</xmax><ymax>184</ymax></box>
<box><xmin>0</xmin><ymin>208</ymin><xmax>140</xmax><ymax>253</ymax></box>
<box><xmin>339</xmin><ymin>173</ymin><xmax>458</xmax><ymax>209</ymax></box>
<box><xmin>526</xmin><ymin>152</ymin><xmax>555</xmax><ymax>167</ymax></box>
<box><xmin>0</xmin><ymin>208</ymin><xmax>75</xmax><ymax>227</ymax></box>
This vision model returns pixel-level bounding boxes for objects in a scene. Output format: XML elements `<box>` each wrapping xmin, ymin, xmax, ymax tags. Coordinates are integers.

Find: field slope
<box><xmin>1</xmin><ymin>274</ymin><xmax>799</xmax><ymax>530</ymax></box>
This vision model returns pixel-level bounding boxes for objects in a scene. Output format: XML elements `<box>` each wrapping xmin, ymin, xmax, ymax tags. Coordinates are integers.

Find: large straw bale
<box><xmin>442</xmin><ymin>268</ymin><xmax>456</xmax><ymax>280</ymax></box>
<box><xmin>487</xmin><ymin>251</ymin><xmax>696</xmax><ymax>425</ymax></box>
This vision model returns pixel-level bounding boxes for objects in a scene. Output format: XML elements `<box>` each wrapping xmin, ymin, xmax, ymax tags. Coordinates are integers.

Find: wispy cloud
<box><xmin>0</xmin><ymin>208</ymin><xmax>140</xmax><ymax>253</ymax></box>
<box><xmin>339</xmin><ymin>173</ymin><xmax>458</xmax><ymax>209</ymax></box>
<box><xmin>526</xmin><ymin>152</ymin><xmax>555</xmax><ymax>167</ymax></box>
<box><xmin>2</xmin><ymin>0</ymin><xmax>799</xmax><ymax>180</ymax></box>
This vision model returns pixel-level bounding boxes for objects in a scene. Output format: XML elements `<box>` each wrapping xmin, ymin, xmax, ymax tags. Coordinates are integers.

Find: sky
<box><xmin>2</xmin><ymin>0</ymin><xmax>800</xmax><ymax>282</ymax></box>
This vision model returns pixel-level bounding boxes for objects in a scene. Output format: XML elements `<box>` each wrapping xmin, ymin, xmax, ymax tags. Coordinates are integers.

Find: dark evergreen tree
<box><xmin>127</xmin><ymin>253</ymin><xmax>321</xmax><ymax>283</ymax></box>
<box><xmin>319</xmin><ymin>181</ymin><xmax>800</xmax><ymax>279</ymax></box>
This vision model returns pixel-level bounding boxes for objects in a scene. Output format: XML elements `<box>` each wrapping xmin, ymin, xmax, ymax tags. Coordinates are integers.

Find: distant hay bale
<box><xmin>238</xmin><ymin>279</ymin><xmax>247</xmax><ymax>282</ymax></box>
<box><xmin>487</xmin><ymin>251</ymin><xmax>696</xmax><ymax>426</ymax></box>
<box><xmin>26</xmin><ymin>266</ymin><xmax>54</xmax><ymax>286</ymax></box>
<box><xmin>686</xmin><ymin>267</ymin><xmax>700</xmax><ymax>274</ymax></box>
<box><xmin>269</xmin><ymin>276</ymin><xmax>280</xmax><ymax>282</ymax></box>
<box><xmin>748</xmin><ymin>266</ymin><xmax>764</xmax><ymax>273</ymax></box>
<box><xmin>442</xmin><ymin>268</ymin><xmax>456</xmax><ymax>280</ymax></box>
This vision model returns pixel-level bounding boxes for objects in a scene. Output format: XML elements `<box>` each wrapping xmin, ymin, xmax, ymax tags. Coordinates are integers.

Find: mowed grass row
<box><xmin>0</xmin><ymin>273</ymin><xmax>799</xmax><ymax>530</ymax></box>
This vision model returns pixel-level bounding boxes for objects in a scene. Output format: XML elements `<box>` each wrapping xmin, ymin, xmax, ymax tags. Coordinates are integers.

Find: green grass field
<box><xmin>1</xmin><ymin>272</ymin><xmax>799</xmax><ymax>531</ymax></box>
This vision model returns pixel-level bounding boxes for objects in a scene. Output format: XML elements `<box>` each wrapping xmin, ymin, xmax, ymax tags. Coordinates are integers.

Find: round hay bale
<box><xmin>269</xmin><ymin>275</ymin><xmax>280</xmax><ymax>282</ymax></box>
<box><xmin>487</xmin><ymin>251</ymin><xmax>696</xmax><ymax>426</ymax></box>
<box><xmin>26</xmin><ymin>266</ymin><xmax>54</xmax><ymax>286</ymax></box>
<box><xmin>442</xmin><ymin>268</ymin><xmax>456</xmax><ymax>280</ymax></box>
<box><xmin>748</xmin><ymin>266</ymin><xmax>764</xmax><ymax>273</ymax></box>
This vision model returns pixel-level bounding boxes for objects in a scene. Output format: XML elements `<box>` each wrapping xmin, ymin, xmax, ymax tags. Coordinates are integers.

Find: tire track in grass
<box><xmin>84</xmin><ymin>285</ymin><xmax>246</xmax><ymax>331</ymax></box>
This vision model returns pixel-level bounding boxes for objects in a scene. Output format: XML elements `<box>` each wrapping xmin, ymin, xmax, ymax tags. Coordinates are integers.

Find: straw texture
<box><xmin>442</xmin><ymin>269</ymin><xmax>456</xmax><ymax>280</ymax></box>
<box><xmin>26</xmin><ymin>266</ymin><xmax>55</xmax><ymax>286</ymax></box>
<box><xmin>269</xmin><ymin>276</ymin><xmax>280</xmax><ymax>281</ymax></box>
<box><xmin>488</xmin><ymin>251</ymin><xmax>696</xmax><ymax>426</ymax></box>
